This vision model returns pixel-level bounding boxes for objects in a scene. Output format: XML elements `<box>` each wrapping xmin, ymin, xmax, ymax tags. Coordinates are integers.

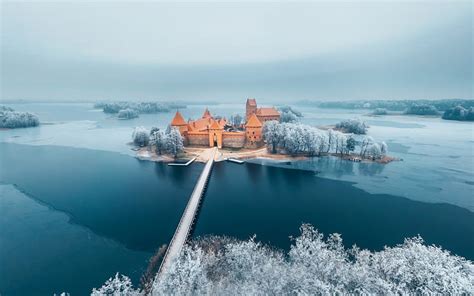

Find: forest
<box><xmin>92</xmin><ymin>224</ymin><xmax>474</xmax><ymax>295</ymax></box>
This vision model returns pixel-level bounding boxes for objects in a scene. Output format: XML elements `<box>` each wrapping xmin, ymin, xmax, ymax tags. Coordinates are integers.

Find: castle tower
<box><xmin>208</xmin><ymin>120</ymin><xmax>223</xmax><ymax>148</ymax></box>
<box><xmin>246</xmin><ymin>98</ymin><xmax>257</xmax><ymax>120</ymax></box>
<box><xmin>171</xmin><ymin>111</ymin><xmax>188</xmax><ymax>135</ymax></box>
<box><xmin>245</xmin><ymin>113</ymin><xmax>263</xmax><ymax>148</ymax></box>
<box><xmin>202</xmin><ymin>108</ymin><xmax>212</xmax><ymax>119</ymax></box>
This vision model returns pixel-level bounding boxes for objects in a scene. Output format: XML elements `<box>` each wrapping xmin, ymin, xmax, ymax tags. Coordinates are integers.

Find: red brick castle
<box><xmin>170</xmin><ymin>98</ymin><xmax>280</xmax><ymax>149</ymax></box>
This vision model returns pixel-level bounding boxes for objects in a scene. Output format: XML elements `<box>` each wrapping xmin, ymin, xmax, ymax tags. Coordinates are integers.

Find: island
<box><xmin>133</xmin><ymin>98</ymin><xmax>394</xmax><ymax>164</ymax></box>
<box><xmin>0</xmin><ymin>106</ymin><xmax>40</xmax><ymax>129</ymax></box>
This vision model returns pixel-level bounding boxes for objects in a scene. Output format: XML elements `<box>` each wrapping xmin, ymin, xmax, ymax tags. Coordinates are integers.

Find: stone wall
<box><xmin>222</xmin><ymin>132</ymin><xmax>246</xmax><ymax>148</ymax></box>
<box><xmin>257</xmin><ymin>115</ymin><xmax>280</xmax><ymax>123</ymax></box>
<box><xmin>187</xmin><ymin>132</ymin><xmax>209</xmax><ymax>146</ymax></box>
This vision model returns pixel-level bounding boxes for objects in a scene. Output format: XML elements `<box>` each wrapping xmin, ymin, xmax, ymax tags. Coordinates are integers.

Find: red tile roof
<box><xmin>209</xmin><ymin>119</ymin><xmax>222</xmax><ymax>130</ymax></box>
<box><xmin>246</xmin><ymin>113</ymin><xmax>262</xmax><ymax>128</ymax></box>
<box><xmin>171</xmin><ymin>111</ymin><xmax>186</xmax><ymax>126</ymax></box>
<box><xmin>256</xmin><ymin>107</ymin><xmax>280</xmax><ymax>117</ymax></box>
<box><xmin>202</xmin><ymin>108</ymin><xmax>212</xmax><ymax>119</ymax></box>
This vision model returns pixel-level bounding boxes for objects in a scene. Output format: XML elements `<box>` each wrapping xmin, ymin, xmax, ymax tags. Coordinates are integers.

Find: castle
<box><xmin>171</xmin><ymin>98</ymin><xmax>280</xmax><ymax>149</ymax></box>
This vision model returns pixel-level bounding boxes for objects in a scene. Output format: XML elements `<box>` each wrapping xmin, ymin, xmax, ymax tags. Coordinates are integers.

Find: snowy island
<box><xmin>131</xmin><ymin>98</ymin><xmax>394</xmax><ymax>165</ymax></box>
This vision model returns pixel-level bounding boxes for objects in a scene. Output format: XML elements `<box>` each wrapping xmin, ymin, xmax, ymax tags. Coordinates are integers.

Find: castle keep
<box><xmin>171</xmin><ymin>98</ymin><xmax>280</xmax><ymax>149</ymax></box>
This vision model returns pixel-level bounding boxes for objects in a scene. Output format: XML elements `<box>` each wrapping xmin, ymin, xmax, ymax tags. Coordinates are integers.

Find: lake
<box><xmin>0</xmin><ymin>102</ymin><xmax>473</xmax><ymax>295</ymax></box>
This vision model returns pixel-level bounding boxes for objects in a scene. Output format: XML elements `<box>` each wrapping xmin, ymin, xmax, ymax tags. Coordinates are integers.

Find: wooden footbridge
<box><xmin>157</xmin><ymin>147</ymin><xmax>217</xmax><ymax>276</ymax></box>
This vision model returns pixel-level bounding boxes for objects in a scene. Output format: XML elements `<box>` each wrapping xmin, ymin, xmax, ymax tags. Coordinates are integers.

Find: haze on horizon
<box><xmin>1</xmin><ymin>1</ymin><xmax>472</xmax><ymax>103</ymax></box>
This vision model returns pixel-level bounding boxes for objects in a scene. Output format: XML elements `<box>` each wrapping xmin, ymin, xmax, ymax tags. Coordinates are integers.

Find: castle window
<box><xmin>252</xmin><ymin>131</ymin><xmax>255</xmax><ymax>134</ymax></box>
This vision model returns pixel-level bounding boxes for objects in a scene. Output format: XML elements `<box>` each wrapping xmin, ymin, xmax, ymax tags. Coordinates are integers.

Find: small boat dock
<box><xmin>168</xmin><ymin>157</ymin><xmax>196</xmax><ymax>166</ymax></box>
<box><xmin>227</xmin><ymin>158</ymin><xmax>244</xmax><ymax>164</ymax></box>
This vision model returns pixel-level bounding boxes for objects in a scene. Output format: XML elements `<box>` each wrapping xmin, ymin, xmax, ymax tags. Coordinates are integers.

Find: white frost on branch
<box><xmin>93</xmin><ymin>225</ymin><xmax>473</xmax><ymax>295</ymax></box>
<box><xmin>0</xmin><ymin>107</ymin><xmax>40</xmax><ymax>128</ymax></box>
<box><xmin>132</xmin><ymin>127</ymin><xmax>150</xmax><ymax>147</ymax></box>
<box><xmin>91</xmin><ymin>273</ymin><xmax>141</xmax><ymax>296</ymax></box>
<box><xmin>262</xmin><ymin>121</ymin><xmax>386</xmax><ymax>158</ymax></box>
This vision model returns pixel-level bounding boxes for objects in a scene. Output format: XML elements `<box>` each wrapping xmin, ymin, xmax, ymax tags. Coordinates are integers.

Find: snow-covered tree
<box><xmin>380</xmin><ymin>141</ymin><xmax>388</xmax><ymax>156</ymax></box>
<box><xmin>336</xmin><ymin>118</ymin><xmax>368</xmax><ymax>134</ymax></box>
<box><xmin>263</xmin><ymin>122</ymin><xmax>387</xmax><ymax>159</ymax></box>
<box><xmin>132</xmin><ymin>127</ymin><xmax>150</xmax><ymax>147</ymax></box>
<box><xmin>367</xmin><ymin>143</ymin><xmax>382</xmax><ymax>159</ymax></box>
<box><xmin>91</xmin><ymin>273</ymin><xmax>141</xmax><ymax>296</ymax></box>
<box><xmin>152</xmin><ymin>130</ymin><xmax>167</xmax><ymax>155</ymax></box>
<box><xmin>280</xmin><ymin>111</ymin><xmax>298</xmax><ymax>123</ymax></box>
<box><xmin>147</xmin><ymin>224</ymin><xmax>474</xmax><ymax>295</ymax></box>
<box><xmin>0</xmin><ymin>107</ymin><xmax>40</xmax><ymax>128</ymax></box>
<box><xmin>262</xmin><ymin>121</ymin><xmax>282</xmax><ymax>153</ymax></box>
<box><xmin>405</xmin><ymin>104</ymin><xmax>439</xmax><ymax>115</ymax></box>
<box><xmin>359</xmin><ymin>136</ymin><xmax>374</xmax><ymax>157</ymax></box>
<box><xmin>165</xmin><ymin>127</ymin><xmax>184</xmax><ymax>158</ymax></box>
<box><xmin>346</xmin><ymin>136</ymin><xmax>356</xmax><ymax>153</ymax></box>
<box><xmin>372</xmin><ymin>108</ymin><xmax>388</xmax><ymax>115</ymax></box>
<box><xmin>118</xmin><ymin>108</ymin><xmax>139</xmax><ymax>120</ymax></box>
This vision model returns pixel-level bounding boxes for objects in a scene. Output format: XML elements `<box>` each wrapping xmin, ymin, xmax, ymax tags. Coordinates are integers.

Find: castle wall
<box><xmin>187</xmin><ymin>132</ymin><xmax>210</xmax><ymax>146</ymax></box>
<box><xmin>257</xmin><ymin>115</ymin><xmax>280</xmax><ymax>123</ymax></box>
<box><xmin>222</xmin><ymin>132</ymin><xmax>246</xmax><ymax>148</ymax></box>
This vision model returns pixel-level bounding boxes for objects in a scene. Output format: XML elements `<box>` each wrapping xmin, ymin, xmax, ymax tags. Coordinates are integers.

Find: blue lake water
<box><xmin>0</xmin><ymin>102</ymin><xmax>473</xmax><ymax>294</ymax></box>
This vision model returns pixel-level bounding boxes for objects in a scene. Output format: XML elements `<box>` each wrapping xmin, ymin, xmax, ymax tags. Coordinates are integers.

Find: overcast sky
<box><xmin>1</xmin><ymin>1</ymin><xmax>472</xmax><ymax>102</ymax></box>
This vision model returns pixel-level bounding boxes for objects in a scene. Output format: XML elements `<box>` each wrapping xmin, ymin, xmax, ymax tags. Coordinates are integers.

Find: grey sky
<box><xmin>1</xmin><ymin>1</ymin><xmax>472</xmax><ymax>102</ymax></box>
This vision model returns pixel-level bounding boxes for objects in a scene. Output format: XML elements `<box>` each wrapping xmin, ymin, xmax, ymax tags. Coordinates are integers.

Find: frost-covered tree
<box><xmin>280</xmin><ymin>111</ymin><xmax>298</xmax><ymax>123</ymax></box>
<box><xmin>326</xmin><ymin>129</ymin><xmax>335</xmax><ymax>153</ymax></box>
<box><xmin>333</xmin><ymin>131</ymin><xmax>347</xmax><ymax>155</ymax></box>
<box><xmin>132</xmin><ymin>127</ymin><xmax>150</xmax><ymax>147</ymax></box>
<box><xmin>405</xmin><ymin>104</ymin><xmax>439</xmax><ymax>116</ymax></box>
<box><xmin>145</xmin><ymin>224</ymin><xmax>474</xmax><ymax>295</ymax></box>
<box><xmin>263</xmin><ymin>122</ymin><xmax>387</xmax><ymax>158</ymax></box>
<box><xmin>118</xmin><ymin>108</ymin><xmax>139</xmax><ymax>120</ymax></box>
<box><xmin>346</xmin><ymin>136</ymin><xmax>356</xmax><ymax>153</ymax></box>
<box><xmin>149</xmin><ymin>127</ymin><xmax>160</xmax><ymax>137</ymax></box>
<box><xmin>165</xmin><ymin>128</ymin><xmax>184</xmax><ymax>158</ymax></box>
<box><xmin>372</xmin><ymin>108</ymin><xmax>388</xmax><ymax>115</ymax></box>
<box><xmin>91</xmin><ymin>273</ymin><xmax>141</xmax><ymax>296</ymax></box>
<box><xmin>152</xmin><ymin>130</ymin><xmax>166</xmax><ymax>155</ymax></box>
<box><xmin>100</xmin><ymin>101</ymin><xmax>176</xmax><ymax>114</ymax></box>
<box><xmin>0</xmin><ymin>107</ymin><xmax>40</xmax><ymax>128</ymax></box>
<box><xmin>359</xmin><ymin>136</ymin><xmax>374</xmax><ymax>158</ymax></box>
<box><xmin>367</xmin><ymin>143</ymin><xmax>382</xmax><ymax>159</ymax></box>
<box><xmin>380</xmin><ymin>141</ymin><xmax>388</xmax><ymax>156</ymax></box>
<box><xmin>278</xmin><ymin>106</ymin><xmax>303</xmax><ymax>117</ymax></box>
<box><xmin>442</xmin><ymin>105</ymin><xmax>474</xmax><ymax>121</ymax></box>
<box><xmin>262</xmin><ymin>120</ymin><xmax>282</xmax><ymax>153</ymax></box>
<box><xmin>336</xmin><ymin>118</ymin><xmax>368</xmax><ymax>134</ymax></box>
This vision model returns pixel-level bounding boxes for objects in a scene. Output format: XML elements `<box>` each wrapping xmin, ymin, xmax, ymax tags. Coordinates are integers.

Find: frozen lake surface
<box><xmin>0</xmin><ymin>102</ymin><xmax>473</xmax><ymax>294</ymax></box>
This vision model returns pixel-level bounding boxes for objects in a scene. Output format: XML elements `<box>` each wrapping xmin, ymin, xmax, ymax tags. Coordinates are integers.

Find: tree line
<box><xmin>263</xmin><ymin>121</ymin><xmax>387</xmax><ymax>160</ymax></box>
<box><xmin>92</xmin><ymin>224</ymin><xmax>474</xmax><ymax>295</ymax></box>
<box><xmin>95</xmin><ymin>101</ymin><xmax>187</xmax><ymax>118</ymax></box>
<box><xmin>132</xmin><ymin>126</ymin><xmax>184</xmax><ymax>158</ymax></box>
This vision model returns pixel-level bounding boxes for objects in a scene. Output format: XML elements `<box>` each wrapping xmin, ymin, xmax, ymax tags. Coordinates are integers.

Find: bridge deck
<box><xmin>158</xmin><ymin>147</ymin><xmax>217</xmax><ymax>275</ymax></box>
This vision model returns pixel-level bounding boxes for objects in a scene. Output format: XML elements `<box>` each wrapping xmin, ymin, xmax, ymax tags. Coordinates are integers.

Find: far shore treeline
<box><xmin>94</xmin><ymin>101</ymin><xmax>187</xmax><ymax>119</ymax></box>
<box><xmin>297</xmin><ymin>99</ymin><xmax>474</xmax><ymax>121</ymax></box>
